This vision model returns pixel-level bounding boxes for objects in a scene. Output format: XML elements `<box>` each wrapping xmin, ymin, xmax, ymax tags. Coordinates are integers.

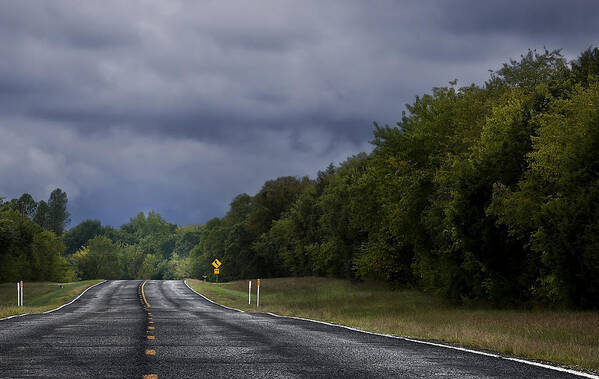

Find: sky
<box><xmin>1</xmin><ymin>1</ymin><xmax>598</xmax><ymax>228</ymax></box>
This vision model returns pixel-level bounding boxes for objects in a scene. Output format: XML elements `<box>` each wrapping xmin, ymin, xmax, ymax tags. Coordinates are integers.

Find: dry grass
<box><xmin>187</xmin><ymin>277</ymin><xmax>599</xmax><ymax>373</ymax></box>
<box><xmin>0</xmin><ymin>280</ymin><xmax>102</xmax><ymax>319</ymax></box>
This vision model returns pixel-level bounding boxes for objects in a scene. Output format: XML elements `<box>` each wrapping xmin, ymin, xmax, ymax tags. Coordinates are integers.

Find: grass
<box><xmin>0</xmin><ymin>280</ymin><xmax>103</xmax><ymax>319</ymax></box>
<box><xmin>187</xmin><ymin>277</ymin><xmax>599</xmax><ymax>373</ymax></box>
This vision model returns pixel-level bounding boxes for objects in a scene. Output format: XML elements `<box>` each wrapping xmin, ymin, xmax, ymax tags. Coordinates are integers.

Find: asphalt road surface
<box><xmin>0</xmin><ymin>280</ymin><xmax>592</xmax><ymax>378</ymax></box>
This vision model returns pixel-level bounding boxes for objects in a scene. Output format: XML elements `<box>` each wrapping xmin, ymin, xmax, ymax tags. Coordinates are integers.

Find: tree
<box><xmin>120</xmin><ymin>211</ymin><xmax>177</xmax><ymax>258</ymax></box>
<box><xmin>173</xmin><ymin>225</ymin><xmax>203</xmax><ymax>256</ymax></box>
<box><xmin>490</xmin><ymin>80</ymin><xmax>599</xmax><ymax>306</ymax></box>
<box><xmin>47</xmin><ymin>189</ymin><xmax>70</xmax><ymax>236</ymax></box>
<box><xmin>16</xmin><ymin>193</ymin><xmax>37</xmax><ymax>220</ymax></box>
<box><xmin>71</xmin><ymin>235</ymin><xmax>121</xmax><ymax>279</ymax></box>
<box><xmin>33</xmin><ymin>200</ymin><xmax>50</xmax><ymax>229</ymax></box>
<box><xmin>0</xmin><ymin>208</ymin><xmax>75</xmax><ymax>282</ymax></box>
<box><xmin>63</xmin><ymin>220</ymin><xmax>105</xmax><ymax>255</ymax></box>
<box><xmin>571</xmin><ymin>47</ymin><xmax>599</xmax><ymax>86</ymax></box>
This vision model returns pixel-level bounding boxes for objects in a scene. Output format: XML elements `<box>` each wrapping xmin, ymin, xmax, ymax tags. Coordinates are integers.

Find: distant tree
<box><xmin>70</xmin><ymin>235</ymin><xmax>121</xmax><ymax>279</ymax></box>
<box><xmin>571</xmin><ymin>47</ymin><xmax>599</xmax><ymax>86</ymax></box>
<box><xmin>173</xmin><ymin>225</ymin><xmax>203</xmax><ymax>256</ymax></box>
<box><xmin>138</xmin><ymin>253</ymin><xmax>166</xmax><ymax>279</ymax></box>
<box><xmin>246</xmin><ymin>177</ymin><xmax>310</xmax><ymax>236</ymax></box>
<box><xmin>0</xmin><ymin>208</ymin><xmax>75</xmax><ymax>282</ymax></box>
<box><xmin>162</xmin><ymin>253</ymin><xmax>191</xmax><ymax>279</ymax></box>
<box><xmin>190</xmin><ymin>218</ymin><xmax>228</xmax><ymax>279</ymax></box>
<box><xmin>16</xmin><ymin>193</ymin><xmax>37</xmax><ymax>220</ymax></box>
<box><xmin>47</xmin><ymin>189</ymin><xmax>70</xmax><ymax>235</ymax></box>
<box><xmin>120</xmin><ymin>211</ymin><xmax>177</xmax><ymax>258</ymax></box>
<box><xmin>63</xmin><ymin>220</ymin><xmax>104</xmax><ymax>255</ymax></box>
<box><xmin>33</xmin><ymin>200</ymin><xmax>50</xmax><ymax>229</ymax></box>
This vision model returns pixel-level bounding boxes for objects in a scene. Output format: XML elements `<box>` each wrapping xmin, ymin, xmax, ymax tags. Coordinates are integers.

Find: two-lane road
<box><xmin>0</xmin><ymin>280</ymin><xmax>592</xmax><ymax>378</ymax></box>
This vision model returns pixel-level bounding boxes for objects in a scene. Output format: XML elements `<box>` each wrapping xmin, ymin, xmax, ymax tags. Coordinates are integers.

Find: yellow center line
<box><xmin>145</xmin><ymin>349</ymin><xmax>156</xmax><ymax>355</ymax></box>
<box><xmin>148</xmin><ymin>326</ymin><xmax>155</xmax><ymax>330</ymax></box>
<box><xmin>141</xmin><ymin>280</ymin><xmax>151</xmax><ymax>308</ymax></box>
<box><xmin>147</xmin><ymin>335</ymin><xmax>155</xmax><ymax>340</ymax></box>
<box><xmin>143</xmin><ymin>374</ymin><xmax>158</xmax><ymax>378</ymax></box>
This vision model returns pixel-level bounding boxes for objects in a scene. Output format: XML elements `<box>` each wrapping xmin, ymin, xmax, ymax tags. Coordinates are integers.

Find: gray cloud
<box><xmin>0</xmin><ymin>0</ymin><xmax>597</xmax><ymax>226</ymax></box>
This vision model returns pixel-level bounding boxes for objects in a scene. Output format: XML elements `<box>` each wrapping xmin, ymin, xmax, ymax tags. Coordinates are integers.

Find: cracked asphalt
<box><xmin>0</xmin><ymin>280</ymin><xmax>589</xmax><ymax>378</ymax></box>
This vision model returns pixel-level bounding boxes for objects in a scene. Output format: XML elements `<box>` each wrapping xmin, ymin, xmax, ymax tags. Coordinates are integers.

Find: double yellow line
<box><xmin>141</xmin><ymin>280</ymin><xmax>151</xmax><ymax>308</ymax></box>
<box><xmin>140</xmin><ymin>280</ymin><xmax>157</xmax><ymax>378</ymax></box>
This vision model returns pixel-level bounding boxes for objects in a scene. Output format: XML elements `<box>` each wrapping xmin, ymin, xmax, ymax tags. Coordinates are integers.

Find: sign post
<box><xmin>248</xmin><ymin>280</ymin><xmax>252</xmax><ymax>304</ymax></box>
<box><xmin>257</xmin><ymin>279</ymin><xmax>260</xmax><ymax>308</ymax></box>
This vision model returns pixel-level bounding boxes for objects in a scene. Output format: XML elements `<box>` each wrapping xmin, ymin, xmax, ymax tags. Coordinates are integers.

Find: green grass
<box><xmin>0</xmin><ymin>280</ymin><xmax>103</xmax><ymax>319</ymax></box>
<box><xmin>187</xmin><ymin>277</ymin><xmax>599</xmax><ymax>373</ymax></box>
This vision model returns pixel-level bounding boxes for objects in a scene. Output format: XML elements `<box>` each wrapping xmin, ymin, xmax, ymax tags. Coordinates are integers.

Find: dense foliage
<box><xmin>191</xmin><ymin>49</ymin><xmax>599</xmax><ymax>308</ymax></box>
<box><xmin>67</xmin><ymin>212</ymin><xmax>200</xmax><ymax>280</ymax></box>
<box><xmin>0</xmin><ymin>189</ymin><xmax>75</xmax><ymax>282</ymax></box>
<box><xmin>0</xmin><ymin>190</ymin><xmax>199</xmax><ymax>281</ymax></box>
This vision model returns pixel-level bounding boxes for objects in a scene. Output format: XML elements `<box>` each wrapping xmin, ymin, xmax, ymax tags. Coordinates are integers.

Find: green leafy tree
<box><xmin>490</xmin><ymin>80</ymin><xmax>599</xmax><ymax>306</ymax></box>
<box><xmin>16</xmin><ymin>193</ymin><xmax>37</xmax><ymax>220</ymax></box>
<box><xmin>71</xmin><ymin>235</ymin><xmax>121</xmax><ymax>279</ymax></box>
<box><xmin>173</xmin><ymin>225</ymin><xmax>203</xmax><ymax>256</ymax></box>
<box><xmin>571</xmin><ymin>47</ymin><xmax>599</xmax><ymax>86</ymax></box>
<box><xmin>33</xmin><ymin>200</ymin><xmax>50</xmax><ymax>229</ymax></box>
<box><xmin>63</xmin><ymin>220</ymin><xmax>105</xmax><ymax>255</ymax></box>
<box><xmin>0</xmin><ymin>208</ymin><xmax>75</xmax><ymax>282</ymax></box>
<box><xmin>47</xmin><ymin>189</ymin><xmax>70</xmax><ymax>236</ymax></box>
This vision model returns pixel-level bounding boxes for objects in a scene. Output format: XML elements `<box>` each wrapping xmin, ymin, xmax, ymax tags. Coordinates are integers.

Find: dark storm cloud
<box><xmin>440</xmin><ymin>0</ymin><xmax>599</xmax><ymax>38</ymax></box>
<box><xmin>0</xmin><ymin>0</ymin><xmax>598</xmax><ymax>227</ymax></box>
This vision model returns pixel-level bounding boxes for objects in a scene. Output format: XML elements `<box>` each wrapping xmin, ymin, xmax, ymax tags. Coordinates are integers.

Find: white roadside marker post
<box><xmin>17</xmin><ymin>282</ymin><xmax>20</xmax><ymax>306</ymax></box>
<box><xmin>20</xmin><ymin>281</ymin><xmax>23</xmax><ymax>307</ymax></box>
<box><xmin>248</xmin><ymin>280</ymin><xmax>252</xmax><ymax>305</ymax></box>
<box><xmin>257</xmin><ymin>279</ymin><xmax>260</xmax><ymax>308</ymax></box>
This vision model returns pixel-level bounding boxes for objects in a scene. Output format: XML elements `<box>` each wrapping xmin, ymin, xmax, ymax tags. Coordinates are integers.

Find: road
<box><xmin>0</xmin><ymin>280</ymin><xmax>592</xmax><ymax>378</ymax></box>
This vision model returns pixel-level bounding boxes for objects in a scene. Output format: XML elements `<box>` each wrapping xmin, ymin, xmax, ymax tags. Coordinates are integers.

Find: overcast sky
<box><xmin>1</xmin><ymin>1</ymin><xmax>598</xmax><ymax>228</ymax></box>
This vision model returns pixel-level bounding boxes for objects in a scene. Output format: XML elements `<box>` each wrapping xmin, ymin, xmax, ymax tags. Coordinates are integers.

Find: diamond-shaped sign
<box><xmin>211</xmin><ymin>259</ymin><xmax>222</xmax><ymax>268</ymax></box>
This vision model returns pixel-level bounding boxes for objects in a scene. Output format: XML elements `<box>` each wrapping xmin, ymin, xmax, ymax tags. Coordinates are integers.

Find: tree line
<box><xmin>190</xmin><ymin>48</ymin><xmax>599</xmax><ymax>308</ymax></box>
<box><xmin>0</xmin><ymin>190</ymin><xmax>200</xmax><ymax>282</ymax></box>
<box><xmin>66</xmin><ymin>212</ymin><xmax>199</xmax><ymax>280</ymax></box>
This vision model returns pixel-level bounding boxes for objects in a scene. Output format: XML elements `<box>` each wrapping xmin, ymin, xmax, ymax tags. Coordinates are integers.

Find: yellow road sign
<box><xmin>214</xmin><ymin>268</ymin><xmax>220</xmax><ymax>275</ymax></box>
<box><xmin>211</xmin><ymin>259</ymin><xmax>222</xmax><ymax>268</ymax></box>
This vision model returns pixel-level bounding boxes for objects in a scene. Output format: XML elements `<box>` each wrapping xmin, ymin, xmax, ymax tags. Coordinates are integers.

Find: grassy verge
<box><xmin>0</xmin><ymin>280</ymin><xmax>103</xmax><ymax>319</ymax></box>
<box><xmin>187</xmin><ymin>277</ymin><xmax>599</xmax><ymax>373</ymax></box>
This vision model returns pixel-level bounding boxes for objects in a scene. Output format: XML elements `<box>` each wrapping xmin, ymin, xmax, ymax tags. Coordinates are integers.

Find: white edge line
<box><xmin>183</xmin><ymin>279</ymin><xmax>245</xmax><ymax>313</ymax></box>
<box><xmin>0</xmin><ymin>312</ymin><xmax>31</xmax><ymax>321</ymax></box>
<box><xmin>181</xmin><ymin>280</ymin><xmax>597</xmax><ymax>378</ymax></box>
<box><xmin>263</xmin><ymin>312</ymin><xmax>598</xmax><ymax>378</ymax></box>
<box><xmin>0</xmin><ymin>280</ymin><xmax>107</xmax><ymax>321</ymax></box>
